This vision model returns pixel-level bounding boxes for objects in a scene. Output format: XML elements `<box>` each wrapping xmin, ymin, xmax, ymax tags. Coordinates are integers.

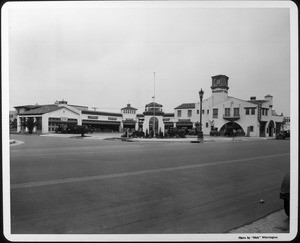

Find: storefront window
<box><xmin>213</xmin><ymin>108</ymin><xmax>218</xmax><ymax>118</ymax></box>
<box><xmin>177</xmin><ymin>110</ymin><xmax>181</xmax><ymax>117</ymax></box>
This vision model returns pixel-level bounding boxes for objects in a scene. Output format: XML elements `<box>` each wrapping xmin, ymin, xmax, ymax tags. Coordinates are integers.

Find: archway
<box><xmin>149</xmin><ymin>117</ymin><xmax>159</xmax><ymax>134</ymax></box>
<box><xmin>219</xmin><ymin>122</ymin><xmax>245</xmax><ymax>136</ymax></box>
<box><xmin>268</xmin><ymin>120</ymin><xmax>275</xmax><ymax>137</ymax></box>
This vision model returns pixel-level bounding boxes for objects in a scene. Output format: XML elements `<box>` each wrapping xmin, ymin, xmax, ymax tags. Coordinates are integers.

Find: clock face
<box><xmin>215</xmin><ymin>79</ymin><xmax>221</xmax><ymax>86</ymax></box>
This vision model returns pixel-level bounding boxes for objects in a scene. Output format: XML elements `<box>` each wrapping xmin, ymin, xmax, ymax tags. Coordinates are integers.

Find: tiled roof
<box><xmin>212</xmin><ymin>74</ymin><xmax>229</xmax><ymax>79</ymax></box>
<box><xmin>19</xmin><ymin>105</ymin><xmax>61</xmax><ymax>115</ymax></box>
<box><xmin>174</xmin><ymin>103</ymin><xmax>195</xmax><ymax>109</ymax></box>
<box><xmin>145</xmin><ymin>102</ymin><xmax>163</xmax><ymax>108</ymax></box>
<box><xmin>121</xmin><ymin>104</ymin><xmax>137</xmax><ymax>110</ymax></box>
<box><xmin>14</xmin><ymin>105</ymin><xmax>41</xmax><ymax>109</ymax></box>
<box><xmin>82</xmin><ymin>110</ymin><xmax>122</xmax><ymax>117</ymax></box>
<box><xmin>164</xmin><ymin>113</ymin><xmax>175</xmax><ymax>117</ymax></box>
<box><xmin>248</xmin><ymin>100</ymin><xmax>267</xmax><ymax>105</ymax></box>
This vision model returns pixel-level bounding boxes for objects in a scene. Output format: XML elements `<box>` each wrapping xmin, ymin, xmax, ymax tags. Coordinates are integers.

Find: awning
<box><xmin>82</xmin><ymin>120</ymin><xmax>120</xmax><ymax>125</ymax></box>
<box><xmin>176</xmin><ymin>122</ymin><xmax>193</xmax><ymax>126</ymax></box>
<box><xmin>123</xmin><ymin>121</ymin><xmax>136</xmax><ymax>125</ymax></box>
<box><xmin>164</xmin><ymin>122</ymin><xmax>174</xmax><ymax>126</ymax></box>
<box><xmin>49</xmin><ymin>120</ymin><xmax>78</xmax><ymax>124</ymax></box>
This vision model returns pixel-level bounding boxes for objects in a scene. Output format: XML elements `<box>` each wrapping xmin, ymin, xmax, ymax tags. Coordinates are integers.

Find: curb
<box><xmin>10</xmin><ymin>140</ymin><xmax>24</xmax><ymax>146</ymax></box>
<box><xmin>228</xmin><ymin>209</ymin><xmax>289</xmax><ymax>233</ymax></box>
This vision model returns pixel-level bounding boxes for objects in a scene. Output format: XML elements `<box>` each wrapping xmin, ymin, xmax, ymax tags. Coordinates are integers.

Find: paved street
<box><xmin>9</xmin><ymin>134</ymin><xmax>290</xmax><ymax>234</ymax></box>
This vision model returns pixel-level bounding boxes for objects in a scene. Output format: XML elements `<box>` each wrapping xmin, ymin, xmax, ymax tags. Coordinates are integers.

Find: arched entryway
<box><xmin>220</xmin><ymin>122</ymin><xmax>245</xmax><ymax>136</ymax></box>
<box><xmin>268</xmin><ymin>120</ymin><xmax>275</xmax><ymax>137</ymax></box>
<box><xmin>149</xmin><ymin>117</ymin><xmax>159</xmax><ymax>134</ymax></box>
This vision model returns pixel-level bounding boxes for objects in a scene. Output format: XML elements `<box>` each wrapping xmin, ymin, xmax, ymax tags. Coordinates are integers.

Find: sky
<box><xmin>6</xmin><ymin>1</ymin><xmax>292</xmax><ymax>116</ymax></box>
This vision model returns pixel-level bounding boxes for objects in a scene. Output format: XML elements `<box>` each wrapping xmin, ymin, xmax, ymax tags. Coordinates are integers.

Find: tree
<box><xmin>76</xmin><ymin>125</ymin><xmax>87</xmax><ymax>137</ymax></box>
<box><xmin>21</xmin><ymin>117</ymin><xmax>37</xmax><ymax>134</ymax></box>
<box><xmin>11</xmin><ymin>118</ymin><xmax>17</xmax><ymax>129</ymax></box>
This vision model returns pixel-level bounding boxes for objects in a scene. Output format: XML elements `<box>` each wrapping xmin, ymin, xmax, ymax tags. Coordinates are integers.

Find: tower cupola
<box><xmin>211</xmin><ymin>75</ymin><xmax>229</xmax><ymax>105</ymax></box>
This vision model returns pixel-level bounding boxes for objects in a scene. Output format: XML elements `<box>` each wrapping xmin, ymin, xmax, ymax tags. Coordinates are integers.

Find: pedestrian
<box><xmin>232</xmin><ymin>129</ymin><xmax>236</xmax><ymax>140</ymax></box>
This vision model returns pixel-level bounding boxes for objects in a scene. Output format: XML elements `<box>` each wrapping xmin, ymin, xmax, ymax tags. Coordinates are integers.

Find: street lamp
<box><xmin>198</xmin><ymin>89</ymin><xmax>204</xmax><ymax>142</ymax></box>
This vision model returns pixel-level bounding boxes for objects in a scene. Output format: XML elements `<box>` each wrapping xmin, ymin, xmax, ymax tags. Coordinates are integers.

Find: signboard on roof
<box><xmin>88</xmin><ymin>116</ymin><xmax>98</xmax><ymax>119</ymax></box>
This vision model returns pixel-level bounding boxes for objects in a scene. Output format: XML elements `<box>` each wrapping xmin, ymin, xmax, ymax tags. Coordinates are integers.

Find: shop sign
<box><xmin>61</xmin><ymin>117</ymin><xmax>68</xmax><ymax>121</ymax></box>
<box><xmin>257</xmin><ymin>103</ymin><xmax>262</xmax><ymax>121</ymax></box>
<box><xmin>179</xmin><ymin>119</ymin><xmax>190</xmax><ymax>122</ymax></box>
<box><xmin>88</xmin><ymin>116</ymin><xmax>98</xmax><ymax>119</ymax></box>
<box><xmin>108</xmin><ymin>117</ymin><xmax>117</xmax><ymax>121</ymax></box>
<box><xmin>163</xmin><ymin>118</ymin><xmax>170</xmax><ymax>121</ymax></box>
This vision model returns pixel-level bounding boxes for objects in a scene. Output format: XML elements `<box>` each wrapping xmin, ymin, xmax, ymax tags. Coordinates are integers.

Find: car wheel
<box><xmin>284</xmin><ymin>199</ymin><xmax>289</xmax><ymax>216</ymax></box>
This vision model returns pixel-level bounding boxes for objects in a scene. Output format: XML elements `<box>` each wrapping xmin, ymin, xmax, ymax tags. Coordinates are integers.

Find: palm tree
<box><xmin>21</xmin><ymin>117</ymin><xmax>37</xmax><ymax>134</ymax></box>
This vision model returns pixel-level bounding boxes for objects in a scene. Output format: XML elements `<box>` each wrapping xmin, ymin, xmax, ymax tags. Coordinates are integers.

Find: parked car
<box><xmin>276</xmin><ymin>130</ymin><xmax>290</xmax><ymax>139</ymax></box>
<box><xmin>187</xmin><ymin>129</ymin><xmax>198</xmax><ymax>136</ymax></box>
<box><xmin>210</xmin><ymin>128</ymin><xmax>220</xmax><ymax>136</ymax></box>
<box><xmin>280</xmin><ymin>172</ymin><xmax>290</xmax><ymax>216</ymax></box>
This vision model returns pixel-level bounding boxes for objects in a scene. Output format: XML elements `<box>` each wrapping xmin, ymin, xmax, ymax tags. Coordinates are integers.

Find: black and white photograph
<box><xmin>2</xmin><ymin>0</ymin><xmax>298</xmax><ymax>241</ymax></box>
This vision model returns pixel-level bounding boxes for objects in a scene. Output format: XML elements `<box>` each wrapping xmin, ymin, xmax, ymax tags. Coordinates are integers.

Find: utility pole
<box><xmin>153</xmin><ymin>72</ymin><xmax>156</xmax><ymax>137</ymax></box>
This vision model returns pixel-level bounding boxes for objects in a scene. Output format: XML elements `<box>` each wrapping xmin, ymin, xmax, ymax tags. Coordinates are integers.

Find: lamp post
<box><xmin>198</xmin><ymin>89</ymin><xmax>204</xmax><ymax>142</ymax></box>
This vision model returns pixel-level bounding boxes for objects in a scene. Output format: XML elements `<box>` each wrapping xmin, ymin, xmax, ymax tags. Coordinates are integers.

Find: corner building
<box><xmin>174</xmin><ymin>75</ymin><xmax>284</xmax><ymax>137</ymax></box>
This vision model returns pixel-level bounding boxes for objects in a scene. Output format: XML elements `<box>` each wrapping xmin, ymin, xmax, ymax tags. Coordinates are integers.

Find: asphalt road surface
<box><xmin>9</xmin><ymin>135</ymin><xmax>290</xmax><ymax>234</ymax></box>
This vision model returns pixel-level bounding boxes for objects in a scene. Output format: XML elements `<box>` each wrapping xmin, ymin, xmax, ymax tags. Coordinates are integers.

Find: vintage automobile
<box><xmin>276</xmin><ymin>130</ymin><xmax>290</xmax><ymax>139</ymax></box>
<box><xmin>280</xmin><ymin>172</ymin><xmax>290</xmax><ymax>216</ymax></box>
<box><xmin>210</xmin><ymin>128</ymin><xmax>220</xmax><ymax>136</ymax></box>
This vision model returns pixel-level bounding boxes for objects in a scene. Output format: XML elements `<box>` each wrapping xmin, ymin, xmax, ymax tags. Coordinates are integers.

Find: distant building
<box><xmin>15</xmin><ymin>100</ymin><xmax>122</xmax><ymax>134</ymax></box>
<box><xmin>9</xmin><ymin>110</ymin><xmax>16</xmax><ymax>123</ymax></box>
<box><xmin>121</xmin><ymin>104</ymin><xmax>138</xmax><ymax>130</ymax></box>
<box><xmin>14</xmin><ymin>74</ymin><xmax>285</xmax><ymax>137</ymax></box>
<box><xmin>282</xmin><ymin>117</ymin><xmax>290</xmax><ymax>131</ymax></box>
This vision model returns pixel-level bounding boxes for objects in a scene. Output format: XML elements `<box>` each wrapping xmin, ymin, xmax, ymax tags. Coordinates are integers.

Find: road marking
<box><xmin>11</xmin><ymin>153</ymin><xmax>289</xmax><ymax>189</ymax></box>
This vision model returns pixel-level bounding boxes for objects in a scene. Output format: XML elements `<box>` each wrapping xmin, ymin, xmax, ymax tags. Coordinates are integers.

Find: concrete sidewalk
<box><xmin>127</xmin><ymin>135</ymin><xmax>274</xmax><ymax>143</ymax></box>
<box><xmin>40</xmin><ymin>132</ymin><xmax>123</xmax><ymax>140</ymax></box>
<box><xmin>39</xmin><ymin>133</ymin><xmax>275</xmax><ymax>143</ymax></box>
<box><xmin>229</xmin><ymin>209</ymin><xmax>289</xmax><ymax>233</ymax></box>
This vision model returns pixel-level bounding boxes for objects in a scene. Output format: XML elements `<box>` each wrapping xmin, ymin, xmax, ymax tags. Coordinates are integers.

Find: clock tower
<box><xmin>211</xmin><ymin>75</ymin><xmax>229</xmax><ymax>105</ymax></box>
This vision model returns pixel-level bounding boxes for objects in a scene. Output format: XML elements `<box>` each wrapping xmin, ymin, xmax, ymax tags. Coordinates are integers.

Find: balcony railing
<box><xmin>223</xmin><ymin>114</ymin><xmax>240</xmax><ymax>121</ymax></box>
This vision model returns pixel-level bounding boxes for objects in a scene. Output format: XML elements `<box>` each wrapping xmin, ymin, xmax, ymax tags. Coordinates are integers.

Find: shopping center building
<box><xmin>14</xmin><ymin>75</ymin><xmax>284</xmax><ymax>137</ymax></box>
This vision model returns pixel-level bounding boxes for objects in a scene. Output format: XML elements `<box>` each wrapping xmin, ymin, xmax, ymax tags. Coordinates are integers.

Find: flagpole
<box><xmin>153</xmin><ymin>72</ymin><xmax>156</xmax><ymax>137</ymax></box>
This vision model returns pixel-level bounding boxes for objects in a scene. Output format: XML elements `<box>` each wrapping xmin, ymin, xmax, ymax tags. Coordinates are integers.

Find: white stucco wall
<box><xmin>42</xmin><ymin>107</ymin><xmax>81</xmax><ymax>133</ymax></box>
<box><xmin>143</xmin><ymin>115</ymin><xmax>165</xmax><ymax>134</ymax></box>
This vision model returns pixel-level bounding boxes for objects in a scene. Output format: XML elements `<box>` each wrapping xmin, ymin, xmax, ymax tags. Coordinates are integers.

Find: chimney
<box><xmin>250</xmin><ymin>96</ymin><xmax>256</xmax><ymax>100</ymax></box>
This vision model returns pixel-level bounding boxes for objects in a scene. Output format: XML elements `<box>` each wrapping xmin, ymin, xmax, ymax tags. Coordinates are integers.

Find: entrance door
<box><xmin>259</xmin><ymin>121</ymin><xmax>267</xmax><ymax>137</ymax></box>
<box><xmin>149</xmin><ymin>117</ymin><xmax>159</xmax><ymax>134</ymax></box>
<box><xmin>268</xmin><ymin>120</ymin><xmax>275</xmax><ymax>137</ymax></box>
